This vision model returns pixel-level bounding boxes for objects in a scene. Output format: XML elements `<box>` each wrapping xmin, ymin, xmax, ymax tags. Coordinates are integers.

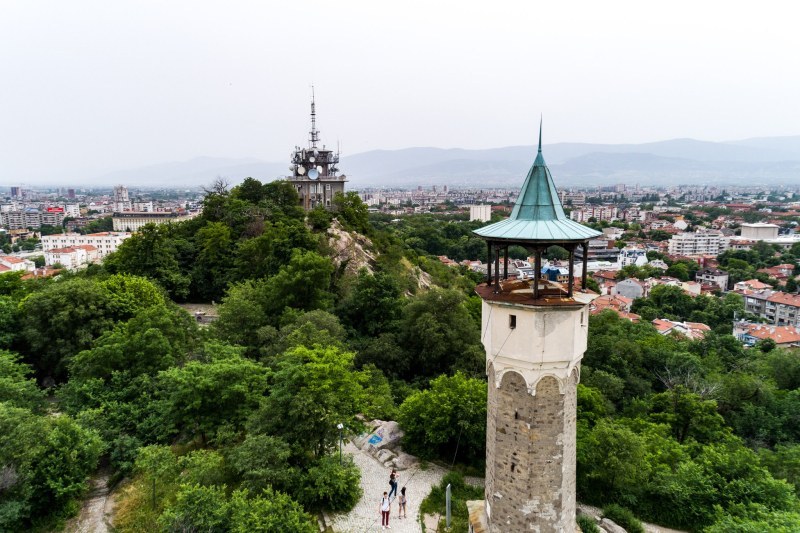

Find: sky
<box><xmin>2</xmin><ymin>0</ymin><xmax>800</xmax><ymax>183</ymax></box>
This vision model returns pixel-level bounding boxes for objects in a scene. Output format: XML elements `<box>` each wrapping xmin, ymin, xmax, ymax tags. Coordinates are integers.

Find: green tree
<box><xmin>299</xmin><ymin>455</ymin><xmax>362</xmax><ymax>512</ymax></box>
<box><xmin>104</xmin><ymin>224</ymin><xmax>191</xmax><ymax>299</ymax></box>
<box><xmin>396</xmin><ymin>288</ymin><xmax>483</xmax><ymax>380</ymax></box>
<box><xmin>248</xmin><ymin>345</ymin><xmax>366</xmax><ymax>460</ymax></box>
<box><xmin>69</xmin><ymin>304</ymin><xmax>198</xmax><ymax>380</ymax></box>
<box><xmin>157</xmin><ymin>343</ymin><xmax>270</xmax><ymax>444</ymax></box>
<box><xmin>135</xmin><ymin>445</ymin><xmax>180</xmax><ymax>510</ymax></box>
<box><xmin>337</xmin><ymin>269</ymin><xmax>403</xmax><ymax>337</ymax></box>
<box><xmin>192</xmin><ymin>221</ymin><xmax>234</xmax><ymax>301</ymax></box>
<box><xmin>158</xmin><ymin>483</ymin><xmax>229</xmax><ymax>532</ymax></box>
<box><xmin>227</xmin><ymin>435</ymin><xmax>297</xmax><ymax>494</ymax></box>
<box><xmin>229</xmin><ymin>488</ymin><xmax>317</xmax><ymax>533</ymax></box>
<box><xmin>0</xmin><ymin>404</ymin><xmax>103</xmax><ymax>530</ymax></box>
<box><xmin>0</xmin><ymin>350</ymin><xmax>45</xmax><ymax>411</ymax></box>
<box><xmin>18</xmin><ymin>278</ymin><xmax>116</xmax><ymax>379</ymax></box>
<box><xmin>332</xmin><ymin>191</ymin><xmax>370</xmax><ymax>234</ymax></box>
<box><xmin>398</xmin><ymin>372</ymin><xmax>486</xmax><ymax>464</ymax></box>
<box><xmin>259</xmin><ymin>250</ymin><xmax>334</xmax><ymax>318</ymax></box>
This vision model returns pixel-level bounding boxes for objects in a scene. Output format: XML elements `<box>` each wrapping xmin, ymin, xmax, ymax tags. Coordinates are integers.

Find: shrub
<box><xmin>577</xmin><ymin>513</ymin><xmax>601</xmax><ymax>533</ymax></box>
<box><xmin>420</xmin><ymin>472</ymin><xmax>483</xmax><ymax>533</ymax></box>
<box><xmin>158</xmin><ymin>483</ymin><xmax>228</xmax><ymax>532</ymax></box>
<box><xmin>602</xmin><ymin>504</ymin><xmax>644</xmax><ymax>533</ymax></box>
<box><xmin>299</xmin><ymin>455</ymin><xmax>362</xmax><ymax>512</ymax></box>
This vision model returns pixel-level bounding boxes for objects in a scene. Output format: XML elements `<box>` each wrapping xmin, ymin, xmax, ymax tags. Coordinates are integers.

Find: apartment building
<box><xmin>766</xmin><ymin>292</ymin><xmax>800</xmax><ymax>327</ymax></box>
<box><xmin>668</xmin><ymin>231</ymin><xmax>729</xmax><ymax>256</ymax></box>
<box><xmin>112</xmin><ymin>211</ymin><xmax>197</xmax><ymax>232</ymax></box>
<box><xmin>45</xmin><ymin>245</ymin><xmax>99</xmax><ymax>270</ymax></box>
<box><xmin>570</xmin><ymin>206</ymin><xmax>619</xmax><ymax>223</ymax></box>
<box><xmin>41</xmin><ymin>232</ymin><xmax>131</xmax><ymax>258</ymax></box>
<box><xmin>695</xmin><ymin>268</ymin><xmax>729</xmax><ymax>291</ymax></box>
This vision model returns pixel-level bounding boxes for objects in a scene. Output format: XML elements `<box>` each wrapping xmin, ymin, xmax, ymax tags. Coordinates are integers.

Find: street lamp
<box><xmin>337</xmin><ymin>423</ymin><xmax>344</xmax><ymax>465</ymax></box>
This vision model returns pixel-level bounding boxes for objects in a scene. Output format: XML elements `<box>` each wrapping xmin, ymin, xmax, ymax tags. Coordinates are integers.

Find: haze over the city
<box><xmin>2</xmin><ymin>0</ymin><xmax>800</xmax><ymax>184</ymax></box>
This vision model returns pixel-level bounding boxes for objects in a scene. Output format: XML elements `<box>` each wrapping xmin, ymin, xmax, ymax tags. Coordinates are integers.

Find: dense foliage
<box><xmin>2</xmin><ymin>178</ymin><xmax>799</xmax><ymax>531</ymax></box>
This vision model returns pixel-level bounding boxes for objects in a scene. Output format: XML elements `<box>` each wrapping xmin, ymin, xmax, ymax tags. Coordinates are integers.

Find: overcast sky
<box><xmin>2</xmin><ymin>1</ymin><xmax>799</xmax><ymax>183</ymax></box>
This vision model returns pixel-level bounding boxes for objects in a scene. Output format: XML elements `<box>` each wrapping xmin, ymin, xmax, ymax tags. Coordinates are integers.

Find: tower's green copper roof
<box><xmin>474</xmin><ymin>123</ymin><xmax>602</xmax><ymax>243</ymax></box>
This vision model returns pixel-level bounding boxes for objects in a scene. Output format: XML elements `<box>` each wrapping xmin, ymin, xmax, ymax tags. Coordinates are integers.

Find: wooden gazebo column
<box><xmin>567</xmin><ymin>244</ymin><xmax>575</xmax><ymax>298</ymax></box>
<box><xmin>503</xmin><ymin>246</ymin><xmax>509</xmax><ymax>280</ymax></box>
<box><xmin>581</xmin><ymin>241</ymin><xmax>589</xmax><ymax>291</ymax></box>
<box><xmin>533</xmin><ymin>247</ymin><xmax>542</xmax><ymax>300</ymax></box>
<box><xmin>493</xmin><ymin>246</ymin><xmax>501</xmax><ymax>293</ymax></box>
<box><xmin>487</xmin><ymin>241</ymin><xmax>493</xmax><ymax>286</ymax></box>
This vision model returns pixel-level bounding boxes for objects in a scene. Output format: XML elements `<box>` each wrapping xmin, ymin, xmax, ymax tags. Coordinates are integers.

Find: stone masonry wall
<box><xmin>486</xmin><ymin>370</ymin><xmax>577</xmax><ymax>532</ymax></box>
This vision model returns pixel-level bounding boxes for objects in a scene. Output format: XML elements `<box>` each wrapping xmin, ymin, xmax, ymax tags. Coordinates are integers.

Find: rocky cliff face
<box><xmin>327</xmin><ymin>220</ymin><xmax>375</xmax><ymax>276</ymax></box>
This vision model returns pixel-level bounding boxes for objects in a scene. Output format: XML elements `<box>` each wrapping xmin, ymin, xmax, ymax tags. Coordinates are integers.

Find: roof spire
<box><xmin>538</xmin><ymin>115</ymin><xmax>542</xmax><ymax>153</ymax></box>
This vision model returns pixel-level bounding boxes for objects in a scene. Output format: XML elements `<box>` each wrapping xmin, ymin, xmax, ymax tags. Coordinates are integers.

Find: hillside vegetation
<box><xmin>0</xmin><ymin>178</ymin><xmax>799</xmax><ymax>531</ymax></box>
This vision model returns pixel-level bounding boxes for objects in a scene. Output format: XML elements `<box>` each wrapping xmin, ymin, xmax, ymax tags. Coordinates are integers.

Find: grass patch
<box><xmin>113</xmin><ymin>475</ymin><xmax>172</xmax><ymax>532</ymax></box>
<box><xmin>419</xmin><ymin>472</ymin><xmax>483</xmax><ymax>533</ymax></box>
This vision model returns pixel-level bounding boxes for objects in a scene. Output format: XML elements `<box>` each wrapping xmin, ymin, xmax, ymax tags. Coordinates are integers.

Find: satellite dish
<box><xmin>309</xmin><ymin>156</ymin><xmax>316</xmax><ymax>163</ymax></box>
<box><xmin>289</xmin><ymin>166</ymin><xmax>294</xmax><ymax>172</ymax></box>
<box><xmin>316</xmin><ymin>166</ymin><xmax>323</xmax><ymax>173</ymax></box>
<box><xmin>308</xmin><ymin>168</ymin><xmax>320</xmax><ymax>179</ymax></box>
<box><xmin>298</xmin><ymin>166</ymin><xmax>306</xmax><ymax>175</ymax></box>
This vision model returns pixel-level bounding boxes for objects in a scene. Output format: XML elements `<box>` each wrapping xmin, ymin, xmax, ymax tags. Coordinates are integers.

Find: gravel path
<box><xmin>63</xmin><ymin>468</ymin><xmax>113</xmax><ymax>533</ymax></box>
<box><xmin>327</xmin><ymin>442</ymin><xmax>448</xmax><ymax>532</ymax></box>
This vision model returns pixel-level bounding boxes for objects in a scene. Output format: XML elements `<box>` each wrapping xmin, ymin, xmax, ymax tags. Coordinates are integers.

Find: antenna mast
<box><xmin>309</xmin><ymin>85</ymin><xmax>319</xmax><ymax>149</ymax></box>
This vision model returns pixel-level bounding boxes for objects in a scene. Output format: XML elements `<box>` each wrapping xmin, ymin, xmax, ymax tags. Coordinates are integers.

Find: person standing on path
<box><xmin>380</xmin><ymin>491</ymin><xmax>391</xmax><ymax>530</ymax></box>
<box><xmin>388</xmin><ymin>469</ymin><xmax>398</xmax><ymax>499</ymax></box>
<box><xmin>398</xmin><ymin>486</ymin><xmax>407</xmax><ymax>519</ymax></box>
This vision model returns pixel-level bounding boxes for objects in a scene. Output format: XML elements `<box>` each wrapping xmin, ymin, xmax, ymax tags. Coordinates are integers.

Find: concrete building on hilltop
<box><xmin>287</xmin><ymin>91</ymin><xmax>347</xmax><ymax>211</ymax></box>
<box><xmin>468</xmin><ymin>126</ymin><xmax>602</xmax><ymax>532</ymax></box>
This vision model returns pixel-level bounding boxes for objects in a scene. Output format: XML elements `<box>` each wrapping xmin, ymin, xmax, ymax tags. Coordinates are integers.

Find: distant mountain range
<box><xmin>90</xmin><ymin>136</ymin><xmax>800</xmax><ymax>188</ymax></box>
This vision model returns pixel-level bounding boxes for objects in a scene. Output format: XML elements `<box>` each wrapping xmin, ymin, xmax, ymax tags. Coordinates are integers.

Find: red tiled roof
<box><xmin>745</xmin><ymin>324</ymin><xmax>800</xmax><ymax>345</ymax></box>
<box><xmin>767</xmin><ymin>292</ymin><xmax>800</xmax><ymax>307</ymax></box>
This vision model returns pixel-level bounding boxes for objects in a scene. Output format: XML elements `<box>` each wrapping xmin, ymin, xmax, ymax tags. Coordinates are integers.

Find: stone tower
<box><xmin>468</xmin><ymin>124</ymin><xmax>601</xmax><ymax>533</ymax></box>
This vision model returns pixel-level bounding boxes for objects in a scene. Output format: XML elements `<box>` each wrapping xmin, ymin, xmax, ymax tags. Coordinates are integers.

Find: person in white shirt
<box><xmin>379</xmin><ymin>491</ymin><xmax>391</xmax><ymax>529</ymax></box>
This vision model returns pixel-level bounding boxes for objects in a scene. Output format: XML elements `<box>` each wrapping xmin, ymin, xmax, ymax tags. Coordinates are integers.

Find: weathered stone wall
<box><xmin>486</xmin><ymin>370</ymin><xmax>578</xmax><ymax>532</ymax></box>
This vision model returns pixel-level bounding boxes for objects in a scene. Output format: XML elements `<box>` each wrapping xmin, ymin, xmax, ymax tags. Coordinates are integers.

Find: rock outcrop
<box><xmin>353</xmin><ymin>419</ymin><xmax>420</xmax><ymax>471</ymax></box>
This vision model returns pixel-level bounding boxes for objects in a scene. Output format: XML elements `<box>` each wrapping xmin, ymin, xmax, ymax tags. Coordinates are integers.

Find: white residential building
<box><xmin>668</xmin><ymin>231</ymin><xmax>729</xmax><ymax>256</ymax></box>
<box><xmin>112</xmin><ymin>211</ymin><xmax>197</xmax><ymax>232</ymax></box>
<box><xmin>740</xmin><ymin>223</ymin><xmax>779</xmax><ymax>241</ymax></box>
<box><xmin>45</xmin><ymin>245</ymin><xmax>99</xmax><ymax>270</ymax></box>
<box><xmin>0</xmin><ymin>256</ymin><xmax>35</xmax><ymax>272</ymax></box>
<box><xmin>570</xmin><ymin>206</ymin><xmax>619</xmax><ymax>223</ymax></box>
<box><xmin>41</xmin><ymin>232</ymin><xmax>131</xmax><ymax>258</ymax></box>
<box><xmin>64</xmin><ymin>204</ymin><xmax>81</xmax><ymax>218</ymax></box>
<box><xmin>469</xmin><ymin>205</ymin><xmax>492</xmax><ymax>222</ymax></box>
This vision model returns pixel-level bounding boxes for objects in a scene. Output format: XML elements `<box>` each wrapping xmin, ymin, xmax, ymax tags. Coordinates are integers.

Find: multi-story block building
<box><xmin>112</xmin><ymin>211</ymin><xmax>196</xmax><ymax>232</ymax></box>
<box><xmin>45</xmin><ymin>245</ymin><xmax>99</xmax><ymax>270</ymax></box>
<box><xmin>695</xmin><ymin>268</ymin><xmax>729</xmax><ymax>291</ymax></box>
<box><xmin>766</xmin><ymin>292</ymin><xmax>800</xmax><ymax>327</ymax></box>
<box><xmin>744</xmin><ymin>289</ymin><xmax>774</xmax><ymax>317</ymax></box>
<box><xmin>41</xmin><ymin>232</ymin><xmax>130</xmax><ymax>258</ymax></box>
<box><xmin>569</xmin><ymin>205</ymin><xmax>619</xmax><ymax>223</ymax></box>
<box><xmin>668</xmin><ymin>231</ymin><xmax>729</xmax><ymax>256</ymax></box>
